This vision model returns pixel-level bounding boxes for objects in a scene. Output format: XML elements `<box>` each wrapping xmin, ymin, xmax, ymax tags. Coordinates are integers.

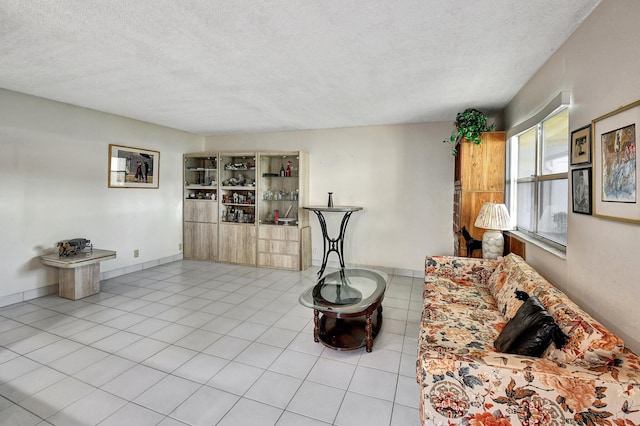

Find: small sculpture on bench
<box><xmin>57</xmin><ymin>238</ymin><xmax>92</xmax><ymax>257</ymax></box>
<box><xmin>460</xmin><ymin>227</ymin><xmax>482</xmax><ymax>257</ymax></box>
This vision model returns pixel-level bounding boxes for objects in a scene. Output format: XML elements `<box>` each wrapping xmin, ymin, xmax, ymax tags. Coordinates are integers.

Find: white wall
<box><xmin>206</xmin><ymin>122</ymin><xmax>455</xmax><ymax>274</ymax></box>
<box><xmin>502</xmin><ymin>0</ymin><xmax>640</xmax><ymax>352</ymax></box>
<box><xmin>0</xmin><ymin>89</ymin><xmax>203</xmax><ymax>303</ymax></box>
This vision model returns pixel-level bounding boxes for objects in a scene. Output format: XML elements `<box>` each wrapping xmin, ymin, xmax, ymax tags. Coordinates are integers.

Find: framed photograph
<box><xmin>592</xmin><ymin>100</ymin><xmax>640</xmax><ymax>222</ymax></box>
<box><xmin>570</xmin><ymin>124</ymin><xmax>591</xmax><ymax>165</ymax></box>
<box><xmin>108</xmin><ymin>144</ymin><xmax>160</xmax><ymax>189</ymax></box>
<box><xmin>572</xmin><ymin>167</ymin><xmax>592</xmax><ymax>215</ymax></box>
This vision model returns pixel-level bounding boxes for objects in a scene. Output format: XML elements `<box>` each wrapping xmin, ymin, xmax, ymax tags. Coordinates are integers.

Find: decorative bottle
<box><xmin>327</xmin><ymin>192</ymin><xmax>334</xmax><ymax>208</ymax></box>
<box><xmin>280</xmin><ymin>164</ymin><xmax>285</xmax><ymax>177</ymax></box>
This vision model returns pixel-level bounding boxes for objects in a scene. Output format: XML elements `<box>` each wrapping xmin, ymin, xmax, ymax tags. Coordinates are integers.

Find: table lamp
<box><xmin>474</xmin><ymin>202</ymin><xmax>512</xmax><ymax>259</ymax></box>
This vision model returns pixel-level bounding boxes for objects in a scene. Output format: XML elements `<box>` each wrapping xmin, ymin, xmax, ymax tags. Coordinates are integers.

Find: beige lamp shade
<box><xmin>474</xmin><ymin>202</ymin><xmax>512</xmax><ymax>231</ymax></box>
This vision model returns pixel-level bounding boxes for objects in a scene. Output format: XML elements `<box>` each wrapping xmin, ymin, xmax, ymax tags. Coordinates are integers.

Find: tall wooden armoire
<box><xmin>453</xmin><ymin>132</ymin><xmax>506</xmax><ymax>257</ymax></box>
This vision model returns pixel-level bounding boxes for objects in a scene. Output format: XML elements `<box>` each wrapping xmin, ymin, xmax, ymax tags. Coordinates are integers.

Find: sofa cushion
<box><xmin>425</xmin><ymin>256</ymin><xmax>497</xmax><ymax>287</ymax></box>
<box><xmin>540</xmin><ymin>298</ymin><xmax>625</xmax><ymax>367</ymax></box>
<box><xmin>494</xmin><ymin>295</ymin><xmax>566</xmax><ymax>357</ymax></box>
<box><xmin>488</xmin><ymin>254</ymin><xmax>624</xmax><ymax>367</ymax></box>
<box><xmin>487</xmin><ymin>253</ymin><xmax>541</xmax><ymax>320</ymax></box>
<box><xmin>424</xmin><ymin>278</ymin><xmax>496</xmax><ymax>311</ymax></box>
<box><xmin>528</xmin><ymin>286</ymin><xmax>624</xmax><ymax>367</ymax></box>
<box><xmin>420</xmin><ymin>275</ymin><xmax>503</xmax><ymax>362</ymax></box>
<box><xmin>419</xmin><ymin>299</ymin><xmax>505</xmax><ymax>361</ymax></box>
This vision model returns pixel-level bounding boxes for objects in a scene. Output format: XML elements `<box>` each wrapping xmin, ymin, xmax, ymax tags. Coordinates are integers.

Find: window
<box><xmin>507</xmin><ymin>107</ymin><xmax>569</xmax><ymax>248</ymax></box>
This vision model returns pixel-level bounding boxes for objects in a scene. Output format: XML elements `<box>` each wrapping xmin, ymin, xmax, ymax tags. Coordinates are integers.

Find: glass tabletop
<box><xmin>299</xmin><ymin>269</ymin><xmax>387</xmax><ymax>314</ymax></box>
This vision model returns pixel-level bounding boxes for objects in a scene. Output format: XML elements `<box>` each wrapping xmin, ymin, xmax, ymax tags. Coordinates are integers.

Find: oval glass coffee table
<box><xmin>299</xmin><ymin>268</ymin><xmax>387</xmax><ymax>352</ymax></box>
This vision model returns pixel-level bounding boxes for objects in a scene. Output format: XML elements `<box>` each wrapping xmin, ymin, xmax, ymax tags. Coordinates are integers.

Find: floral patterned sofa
<box><xmin>417</xmin><ymin>254</ymin><xmax>640</xmax><ymax>425</ymax></box>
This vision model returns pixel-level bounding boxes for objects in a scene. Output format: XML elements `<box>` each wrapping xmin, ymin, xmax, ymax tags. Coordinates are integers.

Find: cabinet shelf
<box><xmin>222</xmin><ymin>203</ymin><xmax>256</xmax><ymax>207</ymax></box>
<box><xmin>220</xmin><ymin>186</ymin><xmax>256</xmax><ymax>191</ymax></box>
<box><xmin>186</xmin><ymin>185</ymin><xmax>217</xmax><ymax>189</ymax></box>
<box><xmin>187</xmin><ymin>168</ymin><xmax>217</xmax><ymax>171</ymax></box>
<box><xmin>220</xmin><ymin>221</ymin><xmax>256</xmax><ymax>225</ymax></box>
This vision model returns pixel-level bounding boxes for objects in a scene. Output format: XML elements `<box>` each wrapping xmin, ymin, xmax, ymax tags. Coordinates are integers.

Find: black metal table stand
<box><xmin>303</xmin><ymin>206</ymin><xmax>363</xmax><ymax>278</ymax></box>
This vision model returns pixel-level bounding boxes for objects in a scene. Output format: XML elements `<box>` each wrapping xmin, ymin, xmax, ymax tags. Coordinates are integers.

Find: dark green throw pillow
<box><xmin>494</xmin><ymin>295</ymin><xmax>567</xmax><ymax>357</ymax></box>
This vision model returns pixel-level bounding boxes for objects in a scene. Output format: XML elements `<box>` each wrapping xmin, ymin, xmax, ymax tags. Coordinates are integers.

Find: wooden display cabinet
<box><xmin>184</xmin><ymin>154</ymin><xmax>218</xmax><ymax>260</ymax></box>
<box><xmin>219</xmin><ymin>153</ymin><xmax>257</xmax><ymax>225</ymax></box>
<box><xmin>257</xmin><ymin>152</ymin><xmax>310</xmax><ymax>270</ymax></box>
<box><xmin>453</xmin><ymin>132</ymin><xmax>506</xmax><ymax>257</ymax></box>
<box><xmin>182</xmin><ymin>151</ymin><xmax>310</xmax><ymax>270</ymax></box>
<box><xmin>217</xmin><ymin>153</ymin><xmax>257</xmax><ymax>265</ymax></box>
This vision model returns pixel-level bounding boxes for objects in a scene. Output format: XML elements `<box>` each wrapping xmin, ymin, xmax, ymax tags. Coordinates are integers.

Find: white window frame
<box><xmin>505</xmin><ymin>93</ymin><xmax>570</xmax><ymax>252</ymax></box>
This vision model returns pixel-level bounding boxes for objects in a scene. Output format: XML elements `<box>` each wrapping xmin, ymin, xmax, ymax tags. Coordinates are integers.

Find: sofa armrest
<box><xmin>425</xmin><ymin>255</ymin><xmax>499</xmax><ymax>287</ymax></box>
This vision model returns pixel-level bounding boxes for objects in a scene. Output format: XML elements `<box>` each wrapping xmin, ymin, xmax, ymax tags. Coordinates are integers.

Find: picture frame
<box><xmin>592</xmin><ymin>100</ymin><xmax>640</xmax><ymax>223</ymax></box>
<box><xmin>108</xmin><ymin>144</ymin><xmax>160</xmax><ymax>189</ymax></box>
<box><xmin>572</xmin><ymin>167</ymin><xmax>592</xmax><ymax>215</ymax></box>
<box><xmin>570</xmin><ymin>124</ymin><xmax>591</xmax><ymax>165</ymax></box>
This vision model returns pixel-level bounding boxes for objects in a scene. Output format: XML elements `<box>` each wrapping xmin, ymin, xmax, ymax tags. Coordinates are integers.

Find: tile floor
<box><xmin>0</xmin><ymin>260</ymin><xmax>423</xmax><ymax>426</ymax></box>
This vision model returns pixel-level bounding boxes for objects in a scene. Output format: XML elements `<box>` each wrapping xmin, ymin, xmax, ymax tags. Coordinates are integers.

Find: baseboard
<box><xmin>101</xmin><ymin>253</ymin><xmax>184</xmax><ymax>280</ymax></box>
<box><xmin>0</xmin><ymin>253</ymin><xmax>184</xmax><ymax>308</ymax></box>
<box><xmin>0</xmin><ymin>283</ymin><xmax>59</xmax><ymax>308</ymax></box>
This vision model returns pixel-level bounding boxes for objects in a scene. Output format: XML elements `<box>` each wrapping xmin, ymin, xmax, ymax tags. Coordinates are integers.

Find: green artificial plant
<box><xmin>444</xmin><ymin>108</ymin><xmax>495</xmax><ymax>155</ymax></box>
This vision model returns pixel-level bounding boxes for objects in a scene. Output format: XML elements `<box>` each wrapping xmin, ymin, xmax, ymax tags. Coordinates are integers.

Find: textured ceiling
<box><xmin>0</xmin><ymin>0</ymin><xmax>600</xmax><ymax>135</ymax></box>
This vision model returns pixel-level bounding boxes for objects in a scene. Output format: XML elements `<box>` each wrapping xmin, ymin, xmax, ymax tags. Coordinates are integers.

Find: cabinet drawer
<box><xmin>258</xmin><ymin>226</ymin><xmax>299</xmax><ymax>241</ymax></box>
<box><xmin>258</xmin><ymin>253</ymin><xmax>299</xmax><ymax>270</ymax></box>
<box><xmin>258</xmin><ymin>239</ymin><xmax>299</xmax><ymax>255</ymax></box>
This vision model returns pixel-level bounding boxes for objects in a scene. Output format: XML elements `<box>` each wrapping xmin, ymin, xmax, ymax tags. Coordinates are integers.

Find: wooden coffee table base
<box><xmin>313</xmin><ymin>305</ymin><xmax>383</xmax><ymax>352</ymax></box>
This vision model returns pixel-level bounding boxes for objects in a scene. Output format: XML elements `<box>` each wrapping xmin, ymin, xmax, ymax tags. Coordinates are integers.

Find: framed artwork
<box><xmin>592</xmin><ymin>100</ymin><xmax>640</xmax><ymax>222</ymax></box>
<box><xmin>572</xmin><ymin>167</ymin><xmax>592</xmax><ymax>215</ymax></box>
<box><xmin>570</xmin><ymin>124</ymin><xmax>591</xmax><ymax>165</ymax></box>
<box><xmin>108</xmin><ymin>144</ymin><xmax>160</xmax><ymax>189</ymax></box>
